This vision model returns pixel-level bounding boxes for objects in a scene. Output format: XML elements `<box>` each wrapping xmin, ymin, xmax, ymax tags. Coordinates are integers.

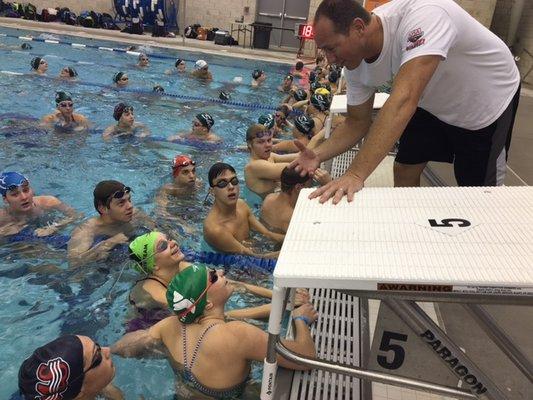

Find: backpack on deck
<box><xmin>23</xmin><ymin>3</ymin><xmax>36</xmax><ymax>19</ymax></box>
<box><xmin>78</xmin><ymin>11</ymin><xmax>95</xmax><ymax>28</ymax></box>
<box><xmin>39</xmin><ymin>8</ymin><xmax>58</xmax><ymax>22</ymax></box>
<box><xmin>100</xmin><ymin>13</ymin><xmax>119</xmax><ymax>30</ymax></box>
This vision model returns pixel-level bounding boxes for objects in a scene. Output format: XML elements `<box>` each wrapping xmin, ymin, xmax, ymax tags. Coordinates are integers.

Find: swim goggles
<box><xmin>211</xmin><ymin>176</ymin><xmax>239</xmax><ymax>189</ymax></box>
<box><xmin>58</xmin><ymin>101</ymin><xmax>74</xmax><ymax>108</ymax></box>
<box><xmin>106</xmin><ymin>186</ymin><xmax>132</xmax><ymax>205</ymax></box>
<box><xmin>178</xmin><ymin>269</ymin><xmax>219</xmax><ymax>319</ymax></box>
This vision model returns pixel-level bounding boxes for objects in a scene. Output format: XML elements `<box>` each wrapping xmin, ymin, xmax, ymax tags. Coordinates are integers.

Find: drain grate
<box><xmin>286</xmin><ymin>288</ymin><xmax>361</xmax><ymax>400</ymax></box>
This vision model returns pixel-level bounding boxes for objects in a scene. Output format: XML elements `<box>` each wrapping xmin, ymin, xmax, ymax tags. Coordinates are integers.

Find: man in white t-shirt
<box><xmin>291</xmin><ymin>0</ymin><xmax>520</xmax><ymax>204</ymax></box>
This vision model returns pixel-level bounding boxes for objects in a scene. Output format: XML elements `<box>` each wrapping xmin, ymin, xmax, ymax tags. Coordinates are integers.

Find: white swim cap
<box><xmin>195</xmin><ymin>59</ymin><xmax>208</xmax><ymax>69</ymax></box>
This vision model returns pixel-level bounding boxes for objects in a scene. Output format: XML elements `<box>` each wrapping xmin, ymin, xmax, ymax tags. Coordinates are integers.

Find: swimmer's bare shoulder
<box><xmin>34</xmin><ymin>195</ymin><xmax>62</xmax><ymax>209</ymax></box>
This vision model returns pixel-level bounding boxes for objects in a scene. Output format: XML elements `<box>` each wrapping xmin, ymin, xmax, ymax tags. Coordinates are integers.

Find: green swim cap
<box><xmin>129</xmin><ymin>232</ymin><xmax>160</xmax><ymax>274</ymax></box>
<box><xmin>167</xmin><ymin>264</ymin><xmax>208</xmax><ymax>324</ymax></box>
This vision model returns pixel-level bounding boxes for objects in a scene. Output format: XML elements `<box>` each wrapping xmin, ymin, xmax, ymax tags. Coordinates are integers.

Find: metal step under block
<box><xmin>286</xmin><ymin>288</ymin><xmax>361</xmax><ymax>400</ymax></box>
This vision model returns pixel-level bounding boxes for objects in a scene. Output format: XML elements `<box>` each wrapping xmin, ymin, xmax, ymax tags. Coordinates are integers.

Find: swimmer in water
<box><xmin>0</xmin><ymin>172</ymin><xmax>79</xmax><ymax>238</ymax></box>
<box><xmin>165</xmin><ymin>58</ymin><xmax>186</xmax><ymax>75</ymax></box>
<box><xmin>191</xmin><ymin>59</ymin><xmax>213</xmax><ymax>81</ymax></box>
<box><xmin>251</xmin><ymin>69</ymin><xmax>266</xmax><ymax>88</ymax></box>
<box><xmin>261</xmin><ymin>167</ymin><xmax>312</xmax><ymax>234</ymax></box>
<box><xmin>30</xmin><ymin>57</ymin><xmax>48</xmax><ymax>75</ymax></box>
<box><xmin>102</xmin><ymin>102</ymin><xmax>150</xmax><ymax>139</ymax></box>
<box><xmin>18</xmin><ymin>335</ymin><xmax>123</xmax><ymax>400</ymax></box>
<box><xmin>113</xmin><ymin>71</ymin><xmax>129</xmax><ymax>87</ymax></box>
<box><xmin>67</xmin><ymin>180</ymin><xmax>155</xmax><ymax>267</ymax></box>
<box><xmin>112</xmin><ymin>266</ymin><xmax>316</xmax><ymax>399</ymax></box>
<box><xmin>59</xmin><ymin>66</ymin><xmax>78</xmax><ymax>79</ymax></box>
<box><xmin>168</xmin><ymin>113</ymin><xmax>221</xmax><ymax>143</ymax></box>
<box><xmin>137</xmin><ymin>53</ymin><xmax>150</xmax><ymax>67</ymax></box>
<box><xmin>41</xmin><ymin>91</ymin><xmax>89</xmax><ymax>132</ymax></box>
<box><xmin>278</xmin><ymin>74</ymin><xmax>296</xmax><ymax>93</ymax></box>
<box><xmin>244</xmin><ymin>124</ymin><xmax>298</xmax><ymax>198</ymax></box>
<box><xmin>157</xmin><ymin>155</ymin><xmax>201</xmax><ymax>200</ymax></box>
<box><xmin>203</xmin><ymin>162</ymin><xmax>284</xmax><ymax>256</ymax></box>
<box><xmin>126</xmin><ymin>231</ymin><xmax>310</xmax><ymax>332</ymax></box>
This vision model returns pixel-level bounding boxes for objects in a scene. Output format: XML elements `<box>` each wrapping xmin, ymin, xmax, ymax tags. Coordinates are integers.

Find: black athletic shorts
<box><xmin>395</xmin><ymin>86</ymin><xmax>520</xmax><ymax>186</ymax></box>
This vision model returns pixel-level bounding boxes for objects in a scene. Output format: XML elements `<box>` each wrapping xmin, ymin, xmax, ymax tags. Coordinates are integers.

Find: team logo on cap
<box><xmin>172</xmin><ymin>291</ymin><xmax>195</xmax><ymax>313</ymax></box>
<box><xmin>35</xmin><ymin>357</ymin><xmax>71</xmax><ymax>399</ymax></box>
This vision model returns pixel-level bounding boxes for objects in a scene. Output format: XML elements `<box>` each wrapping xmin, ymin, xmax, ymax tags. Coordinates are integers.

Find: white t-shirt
<box><xmin>345</xmin><ymin>0</ymin><xmax>520</xmax><ymax>130</ymax></box>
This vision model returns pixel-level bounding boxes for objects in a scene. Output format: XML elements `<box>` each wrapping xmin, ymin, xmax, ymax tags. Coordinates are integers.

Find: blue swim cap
<box><xmin>0</xmin><ymin>172</ymin><xmax>29</xmax><ymax>196</ymax></box>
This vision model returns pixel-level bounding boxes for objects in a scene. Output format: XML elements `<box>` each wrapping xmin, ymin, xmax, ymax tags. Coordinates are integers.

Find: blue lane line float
<box><xmin>0</xmin><ymin>68</ymin><xmax>280</xmax><ymax>112</ymax></box>
<box><xmin>1</xmin><ymin>32</ymin><xmax>283</xmax><ymax>73</ymax></box>
<box><xmin>5</xmin><ymin>231</ymin><xmax>277</xmax><ymax>272</ymax></box>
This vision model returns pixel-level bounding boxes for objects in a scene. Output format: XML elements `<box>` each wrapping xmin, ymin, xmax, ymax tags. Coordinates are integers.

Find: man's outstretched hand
<box><xmin>288</xmin><ymin>140</ymin><xmax>321</xmax><ymax>177</ymax></box>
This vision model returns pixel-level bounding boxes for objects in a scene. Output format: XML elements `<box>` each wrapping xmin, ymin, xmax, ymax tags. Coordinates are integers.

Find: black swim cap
<box><xmin>195</xmin><ymin>113</ymin><xmax>214</xmax><ymax>130</ymax></box>
<box><xmin>64</xmin><ymin>66</ymin><xmax>78</xmax><ymax>77</ymax></box>
<box><xmin>208</xmin><ymin>162</ymin><xmax>236</xmax><ymax>187</ymax></box>
<box><xmin>294</xmin><ymin>114</ymin><xmax>315</xmax><ymax>137</ymax></box>
<box><xmin>294</xmin><ymin>89</ymin><xmax>308</xmax><ymax>102</ymax></box>
<box><xmin>18</xmin><ymin>335</ymin><xmax>85</xmax><ymax>400</ymax></box>
<box><xmin>55</xmin><ymin>91</ymin><xmax>73</xmax><ymax>105</ymax></box>
<box><xmin>21</xmin><ymin>43</ymin><xmax>32</xmax><ymax>50</ymax></box>
<box><xmin>30</xmin><ymin>57</ymin><xmax>42</xmax><ymax>70</ymax></box>
<box><xmin>310</xmin><ymin>93</ymin><xmax>331</xmax><ymax>112</ymax></box>
<box><xmin>252</xmin><ymin>69</ymin><xmax>263</xmax><ymax>80</ymax></box>
<box><xmin>175</xmin><ymin>58</ymin><xmax>184</xmax><ymax>68</ymax></box>
<box><xmin>113</xmin><ymin>71</ymin><xmax>125</xmax><ymax>83</ymax></box>
<box><xmin>153</xmin><ymin>85</ymin><xmax>165</xmax><ymax>93</ymax></box>
<box><xmin>328</xmin><ymin>70</ymin><xmax>339</xmax><ymax>83</ymax></box>
<box><xmin>113</xmin><ymin>102</ymin><xmax>133</xmax><ymax>121</ymax></box>
<box><xmin>309</xmin><ymin>70</ymin><xmax>317</xmax><ymax>83</ymax></box>
<box><xmin>219</xmin><ymin>91</ymin><xmax>231</xmax><ymax>101</ymax></box>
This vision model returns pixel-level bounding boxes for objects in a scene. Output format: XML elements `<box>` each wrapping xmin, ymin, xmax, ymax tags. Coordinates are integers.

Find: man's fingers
<box><xmin>308</xmin><ymin>185</ymin><xmax>327</xmax><ymax>199</ymax></box>
<box><xmin>346</xmin><ymin>187</ymin><xmax>355</xmax><ymax>202</ymax></box>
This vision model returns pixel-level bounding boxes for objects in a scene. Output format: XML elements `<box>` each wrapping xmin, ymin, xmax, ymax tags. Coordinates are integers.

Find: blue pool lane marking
<box><xmin>3</xmin><ymin>32</ymin><xmax>283</xmax><ymax>73</ymax></box>
<box><xmin>0</xmin><ymin>68</ymin><xmax>281</xmax><ymax>112</ymax></box>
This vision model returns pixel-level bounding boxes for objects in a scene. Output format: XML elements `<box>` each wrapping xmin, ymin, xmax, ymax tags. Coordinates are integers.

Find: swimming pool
<box><xmin>0</xmin><ymin>26</ymin><xmax>291</xmax><ymax>398</ymax></box>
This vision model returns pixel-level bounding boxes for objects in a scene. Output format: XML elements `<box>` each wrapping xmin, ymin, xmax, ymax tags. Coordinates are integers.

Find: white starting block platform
<box><xmin>330</xmin><ymin>93</ymin><xmax>390</xmax><ymax>114</ymax></box>
<box><xmin>262</xmin><ymin>186</ymin><xmax>533</xmax><ymax>400</ymax></box>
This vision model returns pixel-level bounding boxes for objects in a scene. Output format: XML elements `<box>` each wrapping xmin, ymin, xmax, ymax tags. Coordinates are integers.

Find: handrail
<box><xmin>275</xmin><ymin>340</ymin><xmax>477</xmax><ymax>399</ymax></box>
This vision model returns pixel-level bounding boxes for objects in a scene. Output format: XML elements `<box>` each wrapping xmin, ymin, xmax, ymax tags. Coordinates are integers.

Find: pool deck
<box><xmin>0</xmin><ymin>17</ymin><xmax>298</xmax><ymax>65</ymax></box>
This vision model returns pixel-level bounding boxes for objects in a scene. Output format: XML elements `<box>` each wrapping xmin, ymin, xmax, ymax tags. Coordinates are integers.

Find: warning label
<box><xmin>378</xmin><ymin>283</ymin><xmax>453</xmax><ymax>292</ymax></box>
<box><xmin>453</xmin><ymin>286</ymin><xmax>533</xmax><ymax>296</ymax></box>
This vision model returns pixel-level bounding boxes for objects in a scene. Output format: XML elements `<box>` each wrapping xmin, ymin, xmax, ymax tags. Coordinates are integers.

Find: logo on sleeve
<box><xmin>406</xmin><ymin>28</ymin><xmax>425</xmax><ymax>51</ymax></box>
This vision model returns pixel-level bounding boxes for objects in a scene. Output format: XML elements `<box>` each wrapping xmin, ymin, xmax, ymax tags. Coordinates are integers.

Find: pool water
<box><xmin>0</xmin><ymin>27</ymin><xmax>291</xmax><ymax>398</ymax></box>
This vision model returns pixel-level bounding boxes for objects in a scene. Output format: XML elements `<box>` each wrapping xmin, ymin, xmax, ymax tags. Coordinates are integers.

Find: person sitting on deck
<box><xmin>203</xmin><ymin>162</ymin><xmax>284</xmax><ymax>256</ymax></box>
<box><xmin>111</xmin><ymin>265</ymin><xmax>317</xmax><ymax>399</ymax></box>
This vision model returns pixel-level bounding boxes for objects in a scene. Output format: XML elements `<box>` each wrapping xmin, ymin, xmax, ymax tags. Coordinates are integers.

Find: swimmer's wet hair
<box><xmin>208</xmin><ymin>163</ymin><xmax>236</xmax><ymax>187</ymax></box>
<box><xmin>295</xmin><ymin>61</ymin><xmax>304</xmax><ymax>71</ymax></box>
<box><xmin>93</xmin><ymin>180</ymin><xmax>126</xmax><ymax>213</ymax></box>
<box><xmin>246</xmin><ymin>124</ymin><xmax>268</xmax><ymax>142</ymax></box>
<box><xmin>314</xmin><ymin>0</ymin><xmax>371</xmax><ymax>34</ymax></box>
<box><xmin>281</xmin><ymin>167</ymin><xmax>309</xmax><ymax>193</ymax></box>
